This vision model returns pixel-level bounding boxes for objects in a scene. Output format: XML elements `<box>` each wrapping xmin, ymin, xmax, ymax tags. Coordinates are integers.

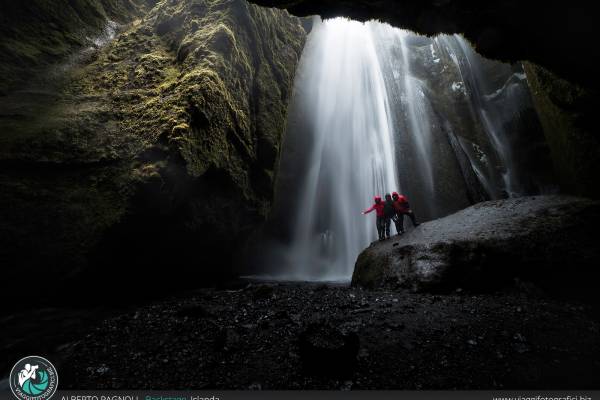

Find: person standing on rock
<box><xmin>383</xmin><ymin>193</ymin><xmax>396</xmax><ymax>239</ymax></box>
<box><xmin>362</xmin><ymin>195</ymin><xmax>386</xmax><ymax>241</ymax></box>
<box><xmin>392</xmin><ymin>192</ymin><xmax>420</xmax><ymax>234</ymax></box>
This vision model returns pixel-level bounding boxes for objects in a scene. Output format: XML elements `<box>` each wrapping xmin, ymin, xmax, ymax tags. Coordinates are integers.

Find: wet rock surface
<box><xmin>49</xmin><ymin>282</ymin><xmax>600</xmax><ymax>389</ymax></box>
<box><xmin>352</xmin><ymin>195</ymin><xmax>600</xmax><ymax>300</ymax></box>
<box><xmin>0</xmin><ymin>0</ymin><xmax>153</xmax><ymax>94</ymax></box>
<box><xmin>524</xmin><ymin>62</ymin><xmax>599</xmax><ymax>199</ymax></box>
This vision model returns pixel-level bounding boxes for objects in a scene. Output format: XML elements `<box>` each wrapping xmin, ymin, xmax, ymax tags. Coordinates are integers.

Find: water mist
<box><xmin>253</xmin><ymin>18</ymin><xmax>552</xmax><ymax>282</ymax></box>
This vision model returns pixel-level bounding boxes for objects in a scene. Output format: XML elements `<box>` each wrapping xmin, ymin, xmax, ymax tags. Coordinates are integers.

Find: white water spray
<box><xmin>275</xmin><ymin>18</ymin><xmax>400</xmax><ymax>281</ymax></box>
<box><xmin>372</xmin><ymin>26</ymin><xmax>438</xmax><ymax>207</ymax></box>
<box><xmin>435</xmin><ymin>35</ymin><xmax>534</xmax><ymax>197</ymax></box>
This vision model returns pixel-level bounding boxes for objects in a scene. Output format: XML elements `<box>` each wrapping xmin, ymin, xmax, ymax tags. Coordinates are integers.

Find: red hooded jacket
<box><xmin>363</xmin><ymin>196</ymin><xmax>385</xmax><ymax>217</ymax></box>
<box><xmin>392</xmin><ymin>192</ymin><xmax>410</xmax><ymax>213</ymax></box>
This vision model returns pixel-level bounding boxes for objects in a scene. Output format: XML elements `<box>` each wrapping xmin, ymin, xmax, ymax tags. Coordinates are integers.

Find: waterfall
<box><xmin>251</xmin><ymin>18</ymin><xmax>553</xmax><ymax>282</ymax></box>
<box><xmin>371</xmin><ymin>26</ymin><xmax>441</xmax><ymax>217</ymax></box>
<box><xmin>266</xmin><ymin>18</ymin><xmax>400</xmax><ymax>281</ymax></box>
<box><xmin>434</xmin><ymin>35</ymin><xmax>540</xmax><ymax>198</ymax></box>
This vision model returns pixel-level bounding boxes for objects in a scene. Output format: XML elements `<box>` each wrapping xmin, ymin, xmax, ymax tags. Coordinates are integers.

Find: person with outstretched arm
<box><xmin>362</xmin><ymin>195</ymin><xmax>386</xmax><ymax>241</ymax></box>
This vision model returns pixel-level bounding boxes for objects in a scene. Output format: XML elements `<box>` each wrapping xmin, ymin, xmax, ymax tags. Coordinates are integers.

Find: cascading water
<box><xmin>273</xmin><ymin>17</ymin><xmax>399</xmax><ymax>281</ymax></box>
<box><xmin>371</xmin><ymin>26</ymin><xmax>443</xmax><ymax>217</ymax></box>
<box><xmin>434</xmin><ymin>35</ymin><xmax>537</xmax><ymax>198</ymax></box>
<box><xmin>252</xmin><ymin>18</ymin><xmax>554</xmax><ymax>282</ymax></box>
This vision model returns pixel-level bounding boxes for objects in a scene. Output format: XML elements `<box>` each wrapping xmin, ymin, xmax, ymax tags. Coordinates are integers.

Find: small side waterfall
<box><xmin>252</xmin><ymin>18</ymin><xmax>554</xmax><ymax>282</ymax></box>
<box><xmin>434</xmin><ymin>35</ymin><xmax>537</xmax><ymax>198</ymax></box>
<box><xmin>434</xmin><ymin>35</ymin><xmax>553</xmax><ymax>199</ymax></box>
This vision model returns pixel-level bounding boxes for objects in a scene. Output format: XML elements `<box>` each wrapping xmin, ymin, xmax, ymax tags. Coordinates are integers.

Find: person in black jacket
<box><xmin>382</xmin><ymin>193</ymin><xmax>396</xmax><ymax>239</ymax></box>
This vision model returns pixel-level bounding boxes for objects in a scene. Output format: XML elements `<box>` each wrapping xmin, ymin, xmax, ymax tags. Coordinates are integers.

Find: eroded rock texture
<box><xmin>352</xmin><ymin>195</ymin><xmax>600</xmax><ymax>302</ymax></box>
<box><xmin>0</xmin><ymin>0</ymin><xmax>156</xmax><ymax>93</ymax></box>
<box><xmin>524</xmin><ymin>62</ymin><xmax>599</xmax><ymax>199</ymax></box>
<box><xmin>0</xmin><ymin>0</ymin><xmax>306</xmax><ymax>299</ymax></box>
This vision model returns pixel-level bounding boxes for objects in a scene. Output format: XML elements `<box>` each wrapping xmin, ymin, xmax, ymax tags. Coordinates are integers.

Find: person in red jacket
<box><xmin>392</xmin><ymin>192</ymin><xmax>420</xmax><ymax>234</ymax></box>
<box><xmin>362</xmin><ymin>195</ymin><xmax>386</xmax><ymax>241</ymax></box>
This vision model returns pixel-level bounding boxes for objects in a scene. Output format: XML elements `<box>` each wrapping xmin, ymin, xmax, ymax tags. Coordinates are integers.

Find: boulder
<box><xmin>352</xmin><ymin>195</ymin><xmax>600</xmax><ymax>301</ymax></box>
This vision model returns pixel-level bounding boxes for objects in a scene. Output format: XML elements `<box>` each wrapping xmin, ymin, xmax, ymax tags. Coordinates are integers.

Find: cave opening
<box><xmin>1</xmin><ymin>0</ymin><xmax>599</xmax><ymax>391</ymax></box>
<box><xmin>248</xmin><ymin>16</ymin><xmax>555</xmax><ymax>282</ymax></box>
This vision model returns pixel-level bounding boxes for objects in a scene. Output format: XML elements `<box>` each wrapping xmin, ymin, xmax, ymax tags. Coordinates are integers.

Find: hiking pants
<box><xmin>396</xmin><ymin>210</ymin><xmax>418</xmax><ymax>232</ymax></box>
<box><xmin>376</xmin><ymin>216</ymin><xmax>385</xmax><ymax>240</ymax></box>
<box><xmin>383</xmin><ymin>217</ymin><xmax>391</xmax><ymax>238</ymax></box>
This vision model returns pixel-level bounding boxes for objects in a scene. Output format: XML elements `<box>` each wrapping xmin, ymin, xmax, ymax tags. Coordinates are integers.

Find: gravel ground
<box><xmin>54</xmin><ymin>282</ymin><xmax>600</xmax><ymax>389</ymax></box>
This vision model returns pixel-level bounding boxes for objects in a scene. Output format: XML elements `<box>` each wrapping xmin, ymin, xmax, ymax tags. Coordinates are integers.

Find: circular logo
<box><xmin>9</xmin><ymin>356</ymin><xmax>58</xmax><ymax>400</ymax></box>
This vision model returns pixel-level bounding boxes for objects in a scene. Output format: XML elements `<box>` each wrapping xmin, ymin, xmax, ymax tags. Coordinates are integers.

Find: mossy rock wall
<box><xmin>524</xmin><ymin>62</ymin><xmax>599</xmax><ymax>199</ymax></box>
<box><xmin>0</xmin><ymin>0</ymin><xmax>306</xmax><ymax>300</ymax></box>
<box><xmin>0</xmin><ymin>0</ymin><xmax>156</xmax><ymax>93</ymax></box>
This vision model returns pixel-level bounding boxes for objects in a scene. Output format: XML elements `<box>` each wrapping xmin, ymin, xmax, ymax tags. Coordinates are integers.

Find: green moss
<box><xmin>0</xmin><ymin>0</ymin><xmax>154</xmax><ymax>93</ymax></box>
<box><xmin>0</xmin><ymin>0</ymin><xmax>306</xmax><ymax>284</ymax></box>
<box><xmin>352</xmin><ymin>249</ymin><xmax>388</xmax><ymax>289</ymax></box>
<box><xmin>524</xmin><ymin>62</ymin><xmax>599</xmax><ymax>198</ymax></box>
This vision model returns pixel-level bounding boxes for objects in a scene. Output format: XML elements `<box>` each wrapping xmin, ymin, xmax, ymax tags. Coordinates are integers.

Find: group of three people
<box><xmin>362</xmin><ymin>192</ymin><xmax>419</xmax><ymax>241</ymax></box>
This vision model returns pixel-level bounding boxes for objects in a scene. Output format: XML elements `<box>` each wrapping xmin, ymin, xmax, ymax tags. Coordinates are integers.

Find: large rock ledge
<box><xmin>352</xmin><ymin>195</ymin><xmax>600</xmax><ymax>300</ymax></box>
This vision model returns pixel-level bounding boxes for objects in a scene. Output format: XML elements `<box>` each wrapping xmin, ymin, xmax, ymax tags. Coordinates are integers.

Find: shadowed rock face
<box><xmin>523</xmin><ymin>62</ymin><xmax>600</xmax><ymax>199</ymax></box>
<box><xmin>352</xmin><ymin>195</ymin><xmax>600</xmax><ymax>302</ymax></box>
<box><xmin>0</xmin><ymin>0</ymin><xmax>157</xmax><ymax>94</ymax></box>
<box><xmin>0</xmin><ymin>0</ymin><xmax>306</xmax><ymax>301</ymax></box>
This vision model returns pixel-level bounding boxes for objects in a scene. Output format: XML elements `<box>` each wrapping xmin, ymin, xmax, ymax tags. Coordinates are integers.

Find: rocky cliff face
<box><xmin>523</xmin><ymin>62</ymin><xmax>599</xmax><ymax>199</ymax></box>
<box><xmin>380</xmin><ymin>34</ymin><xmax>554</xmax><ymax>220</ymax></box>
<box><xmin>0</xmin><ymin>0</ymin><xmax>306</xmax><ymax>299</ymax></box>
<box><xmin>0</xmin><ymin>0</ymin><xmax>156</xmax><ymax>94</ymax></box>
